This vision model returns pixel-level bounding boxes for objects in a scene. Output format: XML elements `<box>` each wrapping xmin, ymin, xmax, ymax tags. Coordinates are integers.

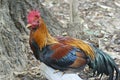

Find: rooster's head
<box><xmin>26</xmin><ymin>10</ymin><xmax>40</xmax><ymax>29</ymax></box>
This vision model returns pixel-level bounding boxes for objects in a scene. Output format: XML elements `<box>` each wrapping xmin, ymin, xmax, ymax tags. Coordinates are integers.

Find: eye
<box><xmin>35</xmin><ymin>15</ymin><xmax>39</xmax><ymax>18</ymax></box>
<box><xmin>37</xmin><ymin>21</ymin><xmax>39</xmax><ymax>23</ymax></box>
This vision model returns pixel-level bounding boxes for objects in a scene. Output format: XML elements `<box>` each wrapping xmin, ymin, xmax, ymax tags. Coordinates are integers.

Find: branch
<box><xmin>40</xmin><ymin>63</ymin><xmax>83</xmax><ymax>80</ymax></box>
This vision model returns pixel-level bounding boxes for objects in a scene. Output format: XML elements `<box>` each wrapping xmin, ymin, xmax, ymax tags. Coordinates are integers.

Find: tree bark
<box><xmin>0</xmin><ymin>0</ymin><xmax>62</xmax><ymax>80</ymax></box>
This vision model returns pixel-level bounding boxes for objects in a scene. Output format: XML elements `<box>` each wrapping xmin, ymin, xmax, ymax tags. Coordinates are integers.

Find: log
<box><xmin>40</xmin><ymin>63</ymin><xmax>83</xmax><ymax>80</ymax></box>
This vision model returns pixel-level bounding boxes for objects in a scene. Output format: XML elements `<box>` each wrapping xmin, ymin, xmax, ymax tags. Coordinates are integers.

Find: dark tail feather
<box><xmin>88</xmin><ymin>45</ymin><xmax>120</xmax><ymax>80</ymax></box>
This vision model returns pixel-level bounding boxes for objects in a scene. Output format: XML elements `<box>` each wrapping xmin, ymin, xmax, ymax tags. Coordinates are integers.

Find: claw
<box><xmin>53</xmin><ymin>70</ymin><xmax>60</xmax><ymax>74</ymax></box>
<box><xmin>61</xmin><ymin>71</ymin><xmax>66</xmax><ymax>76</ymax></box>
<box><xmin>53</xmin><ymin>70</ymin><xmax>66</xmax><ymax>77</ymax></box>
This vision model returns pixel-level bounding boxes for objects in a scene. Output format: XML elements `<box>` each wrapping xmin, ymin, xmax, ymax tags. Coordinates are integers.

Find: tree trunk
<box><xmin>0</xmin><ymin>0</ymin><xmax>62</xmax><ymax>80</ymax></box>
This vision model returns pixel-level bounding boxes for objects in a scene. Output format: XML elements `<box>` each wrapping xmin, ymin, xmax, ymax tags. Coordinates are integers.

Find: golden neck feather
<box><xmin>30</xmin><ymin>18</ymin><xmax>58</xmax><ymax>50</ymax></box>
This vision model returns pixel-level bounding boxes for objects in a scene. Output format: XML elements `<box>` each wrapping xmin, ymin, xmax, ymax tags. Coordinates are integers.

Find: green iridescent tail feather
<box><xmin>88</xmin><ymin>45</ymin><xmax>120</xmax><ymax>80</ymax></box>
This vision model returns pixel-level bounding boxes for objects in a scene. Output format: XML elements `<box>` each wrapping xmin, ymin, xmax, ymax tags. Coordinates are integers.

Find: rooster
<box><xmin>26</xmin><ymin>10</ymin><xmax>120</xmax><ymax>80</ymax></box>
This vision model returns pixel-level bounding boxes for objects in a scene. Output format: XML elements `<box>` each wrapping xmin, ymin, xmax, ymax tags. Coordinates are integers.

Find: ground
<box><xmin>15</xmin><ymin>0</ymin><xmax>120</xmax><ymax>80</ymax></box>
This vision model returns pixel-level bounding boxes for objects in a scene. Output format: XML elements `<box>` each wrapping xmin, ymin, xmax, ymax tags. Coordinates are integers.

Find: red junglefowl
<box><xmin>26</xmin><ymin>10</ymin><xmax>120</xmax><ymax>80</ymax></box>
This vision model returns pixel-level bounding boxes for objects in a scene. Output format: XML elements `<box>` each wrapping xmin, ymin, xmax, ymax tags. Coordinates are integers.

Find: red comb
<box><xmin>27</xmin><ymin>10</ymin><xmax>40</xmax><ymax>24</ymax></box>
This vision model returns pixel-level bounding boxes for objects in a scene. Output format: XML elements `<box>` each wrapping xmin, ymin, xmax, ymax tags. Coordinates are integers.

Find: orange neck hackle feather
<box><xmin>30</xmin><ymin>18</ymin><xmax>58</xmax><ymax>50</ymax></box>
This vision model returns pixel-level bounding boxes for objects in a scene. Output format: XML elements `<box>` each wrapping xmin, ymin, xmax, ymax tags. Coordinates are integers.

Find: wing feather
<box><xmin>56</xmin><ymin>36</ymin><xmax>95</xmax><ymax>59</ymax></box>
<box><xmin>50</xmin><ymin>43</ymin><xmax>73</xmax><ymax>59</ymax></box>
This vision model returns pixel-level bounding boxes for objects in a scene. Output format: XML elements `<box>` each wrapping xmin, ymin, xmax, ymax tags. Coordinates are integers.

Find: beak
<box><xmin>26</xmin><ymin>24</ymin><xmax>32</xmax><ymax>28</ymax></box>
